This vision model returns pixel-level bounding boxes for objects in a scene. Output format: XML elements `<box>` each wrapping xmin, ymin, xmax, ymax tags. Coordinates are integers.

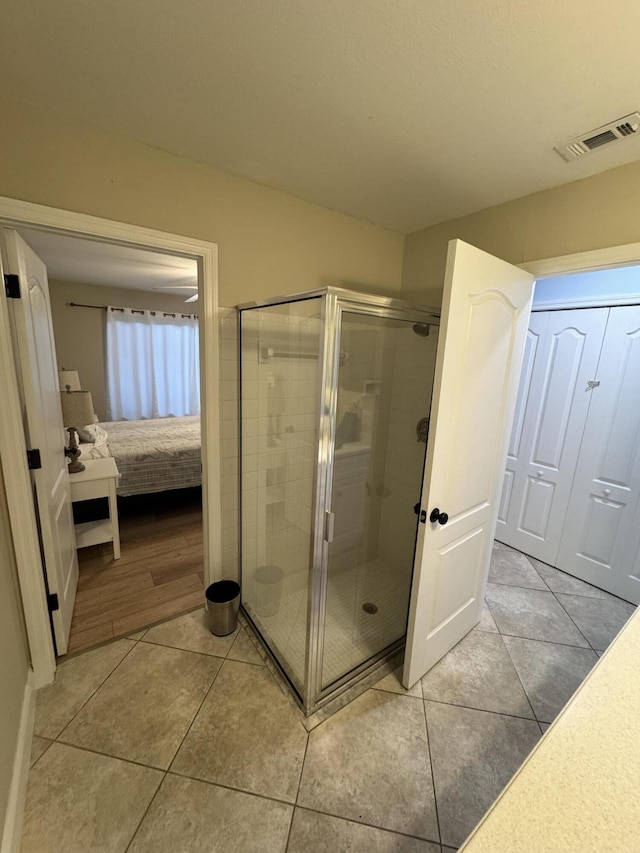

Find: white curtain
<box><xmin>106</xmin><ymin>307</ymin><xmax>200</xmax><ymax>420</ymax></box>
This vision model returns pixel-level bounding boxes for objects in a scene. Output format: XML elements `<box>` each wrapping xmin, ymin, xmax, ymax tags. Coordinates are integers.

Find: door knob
<box><xmin>430</xmin><ymin>508</ymin><xmax>449</xmax><ymax>525</ymax></box>
<box><xmin>414</xmin><ymin>503</ymin><xmax>427</xmax><ymax>523</ymax></box>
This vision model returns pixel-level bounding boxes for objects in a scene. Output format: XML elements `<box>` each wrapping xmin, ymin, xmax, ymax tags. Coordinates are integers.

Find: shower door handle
<box><xmin>324</xmin><ymin>510</ymin><xmax>335</xmax><ymax>543</ymax></box>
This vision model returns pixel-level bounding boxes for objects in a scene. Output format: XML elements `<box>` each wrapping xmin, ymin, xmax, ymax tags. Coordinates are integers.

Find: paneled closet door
<box><xmin>557</xmin><ymin>306</ymin><xmax>640</xmax><ymax>604</ymax></box>
<box><xmin>496</xmin><ymin>308</ymin><xmax>608</xmax><ymax>564</ymax></box>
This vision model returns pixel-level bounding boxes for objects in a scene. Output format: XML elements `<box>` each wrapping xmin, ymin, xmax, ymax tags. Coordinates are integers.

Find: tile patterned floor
<box><xmin>22</xmin><ymin>544</ymin><xmax>636</xmax><ymax>852</ymax></box>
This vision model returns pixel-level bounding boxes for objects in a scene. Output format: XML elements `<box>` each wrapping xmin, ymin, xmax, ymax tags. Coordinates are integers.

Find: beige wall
<box><xmin>402</xmin><ymin>159</ymin><xmax>640</xmax><ymax>305</ymax></box>
<box><xmin>48</xmin><ymin>279</ymin><xmax>199</xmax><ymax>421</ymax></box>
<box><xmin>0</xmin><ymin>97</ymin><xmax>404</xmax><ymax>308</ymax></box>
<box><xmin>0</xmin><ymin>466</ymin><xmax>30</xmax><ymax>832</ymax></box>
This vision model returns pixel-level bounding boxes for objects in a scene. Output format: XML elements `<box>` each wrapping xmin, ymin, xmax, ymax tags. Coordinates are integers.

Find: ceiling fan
<box><xmin>152</xmin><ymin>284</ymin><xmax>198</xmax><ymax>303</ymax></box>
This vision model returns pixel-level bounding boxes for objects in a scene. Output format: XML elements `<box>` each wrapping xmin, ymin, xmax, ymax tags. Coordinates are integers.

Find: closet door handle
<box><xmin>603</xmin><ymin>488</ymin><xmax>611</xmax><ymax>496</ymax></box>
<box><xmin>536</xmin><ymin>470</ymin><xmax>544</xmax><ymax>478</ymax></box>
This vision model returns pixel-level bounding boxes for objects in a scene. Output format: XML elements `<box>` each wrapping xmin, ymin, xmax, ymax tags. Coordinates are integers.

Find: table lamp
<box><xmin>58</xmin><ymin>369</ymin><xmax>81</xmax><ymax>391</ymax></box>
<box><xmin>60</xmin><ymin>387</ymin><xmax>94</xmax><ymax>473</ymax></box>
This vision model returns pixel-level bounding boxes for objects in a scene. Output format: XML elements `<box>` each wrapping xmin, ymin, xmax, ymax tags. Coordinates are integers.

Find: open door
<box><xmin>3</xmin><ymin>229</ymin><xmax>78</xmax><ymax>655</ymax></box>
<box><xmin>403</xmin><ymin>240</ymin><xmax>534</xmax><ymax>688</ymax></box>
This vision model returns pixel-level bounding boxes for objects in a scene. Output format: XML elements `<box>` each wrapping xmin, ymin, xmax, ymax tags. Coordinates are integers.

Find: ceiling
<box><xmin>20</xmin><ymin>229</ymin><xmax>198</xmax><ymax>293</ymax></box>
<box><xmin>3</xmin><ymin>1</ymin><xmax>640</xmax><ymax>233</ymax></box>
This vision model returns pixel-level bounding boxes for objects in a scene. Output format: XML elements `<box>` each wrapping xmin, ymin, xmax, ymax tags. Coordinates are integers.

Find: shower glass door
<box><xmin>240</xmin><ymin>298</ymin><xmax>322</xmax><ymax>696</ymax></box>
<box><xmin>321</xmin><ymin>310</ymin><xmax>439</xmax><ymax>689</ymax></box>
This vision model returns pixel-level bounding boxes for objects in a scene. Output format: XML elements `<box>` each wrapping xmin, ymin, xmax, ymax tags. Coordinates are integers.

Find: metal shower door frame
<box><xmin>237</xmin><ymin>287</ymin><xmax>440</xmax><ymax>716</ymax></box>
<box><xmin>304</xmin><ymin>290</ymin><xmax>441</xmax><ymax>714</ymax></box>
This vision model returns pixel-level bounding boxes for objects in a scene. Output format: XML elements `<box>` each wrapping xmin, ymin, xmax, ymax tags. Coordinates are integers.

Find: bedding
<box><xmin>78</xmin><ymin>415</ymin><xmax>201</xmax><ymax>497</ymax></box>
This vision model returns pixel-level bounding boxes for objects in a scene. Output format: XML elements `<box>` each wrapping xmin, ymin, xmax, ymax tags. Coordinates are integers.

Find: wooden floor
<box><xmin>66</xmin><ymin>487</ymin><xmax>204</xmax><ymax>656</ymax></box>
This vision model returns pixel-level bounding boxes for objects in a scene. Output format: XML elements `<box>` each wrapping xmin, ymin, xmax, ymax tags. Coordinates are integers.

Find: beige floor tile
<box><xmin>34</xmin><ymin>639</ymin><xmax>135</xmax><ymax>739</ymax></box>
<box><xmin>426</xmin><ymin>700</ymin><xmax>541</xmax><ymax>848</ymax></box>
<box><xmin>171</xmin><ymin>659</ymin><xmax>307</xmax><ymax>802</ymax></box>
<box><xmin>477</xmin><ymin>600</ymin><xmax>499</xmax><ymax>633</ymax></box>
<box><xmin>21</xmin><ymin>742</ymin><xmax>162</xmax><ymax>853</ymax></box>
<box><xmin>59</xmin><ymin>642</ymin><xmax>221</xmax><ymax>769</ymax></box>
<box><xmin>421</xmin><ymin>630</ymin><xmax>534</xmax><ymax>718</ymax></box>
<box><xmin>287</xmin><ymin>808</ymin><xmax>440</xmax><ymax>852</ymax></box>
<box><xmin>128</xmin><ymin>773</ymin><xmax>292</xmax><ymax>853</ymax></box>
<box><xmin>142</xmin><ymin>608</ymin><xmax>239</xmax><ymax>656</ymax></box>
<box><xmin>503</xmin><ymin>635</ymin><xmax>599</xmax><ymax>723</ymax></box>
<box><xmin>29</xmin><ymin>736</ymin><xmax>52</xmax><ymax>767</ymax></box>
<box><xmin>488</xmin><ymin>549</ymin><xmax>548</xmax><ymax>590</ymax></box>
<box><xmin>297</xmin><ymin>690</ymin><xmax>438</xmax><ymax>841</ymax></box>
<box><xmin>227</xmin><ymin>626</ymin><xmax>265</xmax><ymax>665</ymax></box>
<box><xmin>372</xmin><ymin>666</ymin><xmax>422</xmax><ymax>698</ymax></box>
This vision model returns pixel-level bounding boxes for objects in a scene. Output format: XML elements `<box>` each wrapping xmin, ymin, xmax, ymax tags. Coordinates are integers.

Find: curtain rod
<box><xmin>67</xmin><ymin>302</ymin><xmax>198</xmax><ymax>319</ymax></box>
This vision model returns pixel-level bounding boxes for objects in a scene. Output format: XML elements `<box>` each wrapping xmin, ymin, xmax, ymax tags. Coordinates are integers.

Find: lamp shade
<box><xmin>60</xmin><ymin>390</ymin><xmax>94</xmax><ymax>428</ymax></box>
<box><xmin>58</xmin><ymin>369</ymin><xmax>81</xmax><ymax>391</ymax></box>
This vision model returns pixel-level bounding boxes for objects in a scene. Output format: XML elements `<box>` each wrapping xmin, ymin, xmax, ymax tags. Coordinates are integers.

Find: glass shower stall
<box><xmin>238</xmin><ymin>288</ymin><xmax>440</xmax><ymax>714</ymax></box>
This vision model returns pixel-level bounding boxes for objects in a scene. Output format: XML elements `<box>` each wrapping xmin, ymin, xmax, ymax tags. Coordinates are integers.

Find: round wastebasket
<box><xmin>253</xmin><ymin>565</ymin><xmax>284</xmax><ymax>617</ymax></box>
<box><xmin>205</xmin><ymin>580</ymin><xmax>241</xmax><ymax>636</ymax></box>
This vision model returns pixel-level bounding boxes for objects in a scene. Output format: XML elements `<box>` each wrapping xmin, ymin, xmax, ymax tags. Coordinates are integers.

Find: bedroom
<box><xmin>17</xmin><ymin>228</ymin><xmax>213</xmax><ymax>655</ymax></box>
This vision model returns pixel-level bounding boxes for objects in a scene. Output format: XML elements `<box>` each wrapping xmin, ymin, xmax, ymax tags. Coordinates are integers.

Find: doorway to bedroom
<box><xmin>4</xmin><ymin>224</ymin><xmax>215</xmax><ymax>657</ymax></box>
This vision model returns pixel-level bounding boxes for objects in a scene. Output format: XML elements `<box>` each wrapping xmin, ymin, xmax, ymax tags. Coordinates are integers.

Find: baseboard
<box><xmin>1</xmin><ymin>669</ymin><xmax>36</xmax><ymax>853</ymax></box>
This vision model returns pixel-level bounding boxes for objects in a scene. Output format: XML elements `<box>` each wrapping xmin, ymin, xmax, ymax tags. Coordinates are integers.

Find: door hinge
<box><xmin>4</xmin><ymin>273</ymin><xmax>20</xmax><ymax>298</ymax></box>
<box><xmin>47</xmin><ymin>593</ymin><xmax>59</xmax><ymax>612</ymax></box>
<box><xmin>27</xmin><ymin>448</ymin><xmax>42</xmax><ymax>470</ymax></box>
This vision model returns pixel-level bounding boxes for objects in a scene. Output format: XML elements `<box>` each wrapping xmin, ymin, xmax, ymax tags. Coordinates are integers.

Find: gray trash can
<box><xmin>254</xmin><ymin>565</ymin><xmax>284</xmax><ymax>617</ymax></box>
<box><xmin>206</xmin><ymin>580</ymin><xmax>240</xmax><ymax>636</ymax></box>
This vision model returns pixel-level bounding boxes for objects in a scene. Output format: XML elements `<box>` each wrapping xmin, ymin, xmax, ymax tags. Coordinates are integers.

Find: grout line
<box><xmin>548</xmin><ymin>591</ymin><xmax>595</xmax><ymax>650</ymax></box>
<box><xmin>165</xmin><ymin>653</ymin><xmax>226</xmax><ymax>775</ymax></box>
<box><xmin>484</xmin><ymin>592</ymin><xmax>597</xmax><ymax>652</ymax></box>
<box><xmin>487</xmin><ymin>578</ymin><xmax>550</xmax><ymax>593</ymax></box>
<box><xmin>28</xmin><ymin>737</ymin><xmax>54</xmax><ymax>770</ymax></box>
<box><xmin>499</xmin><ymin>635</ymin><xmax>542</xmax><ymax>723</ymax></box>
<box><xmin>287</xmin><ymin>803</ymin><xmax>442</xmax><ymax>847</ymax></box>
<box><xmin>123</xmin><ymin>770</ymin><xmax>168</xmax><ymax>853</ymax></box>
<box><xmin>422</xmin><ymin>691</ymin><xmax>442</xmax><ymax>847</ymax></box>
<box><xmin>49</xmin><ymin>638</ymin><xmax>139</xmax><ymax>742</ymax></box>
<box><xmin>49</xmin><ymin>738</ymin><xmax>170</xmax><ymax>773</ymax></box>
<box><xmin>493</xmin><ymin>629</ymin><xmax>594</xmax><ymax>652</ymax></box>
<box><xmin>285</xmin><ymin>731</ymin><xmax>311</xmax><ymax>852</ymax></box>
<box><xmin>138</xmin><ymin>636</ymin><xmax>233</xmax><ymax>663</ymax></box>
<box><xmin>166</xmin><ymin>767</ymin><xmax>299</xmax><ymax>809</ymax></box>
<box><xmin>422</xmin><ymin>695</ymin><xmax>539</xmax><ymax>725</ymax></box>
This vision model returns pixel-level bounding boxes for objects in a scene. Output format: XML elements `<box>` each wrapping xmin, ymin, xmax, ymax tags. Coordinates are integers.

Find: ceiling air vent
<box><xmin>555</xmin><ymin>113</ymin><xmax>640</xmax><ymax>162</ymax></box>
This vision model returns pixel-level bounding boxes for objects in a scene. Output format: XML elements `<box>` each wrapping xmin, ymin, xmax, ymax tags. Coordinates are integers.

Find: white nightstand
<box><xmin>69</xmin><ymin>457</ymin><xmax>121</xmax><ymax>559</ymax></box>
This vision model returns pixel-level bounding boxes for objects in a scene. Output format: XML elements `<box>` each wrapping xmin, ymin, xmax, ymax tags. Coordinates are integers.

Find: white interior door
<box><xmin>496</xmin><ymin>308</ymin><xmax>608</xmax><ymax>564</ymax></box>
<box><xmin>557</xmin><ymin>306</ymin><xmax>640</xmax><ymax>603</ymax></box>
<box><xmin>4</xmin><ymin>229</ymin><xmax>78</xmax><ymax>655</ymax></box>
<box><xmin>403</xmin><ymin>240</ymin><xmax>534</xmax><ymax>688</ymax></box>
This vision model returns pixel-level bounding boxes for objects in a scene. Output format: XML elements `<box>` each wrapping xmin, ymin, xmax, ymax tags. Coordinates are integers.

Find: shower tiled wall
<box><xmin>218</xmin><ymin>305</ymin><xmax>320</xmax><ymax>584</ymax></box>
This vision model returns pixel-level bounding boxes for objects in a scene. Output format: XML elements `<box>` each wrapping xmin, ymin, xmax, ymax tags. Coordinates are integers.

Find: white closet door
<box><xmin>497</xmin><ymin>312</ymin><xmax>548</xmax><ymax>534</ymax></box>
<box><xmin>557</xmin><ymin>306</ymin><xmax>640</xmax><ymax>604</ymax></box>
<box><xmin>496</xmin><ymin>308</ymin><xmax>608</xmax><ymax>564</ymax></box>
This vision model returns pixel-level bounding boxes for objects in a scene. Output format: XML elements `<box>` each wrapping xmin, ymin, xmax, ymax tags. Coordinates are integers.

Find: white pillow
<box><xmin>76</xmin><ymin>423</ymin><xmax>108</xmax><ymax>445</ymax></box>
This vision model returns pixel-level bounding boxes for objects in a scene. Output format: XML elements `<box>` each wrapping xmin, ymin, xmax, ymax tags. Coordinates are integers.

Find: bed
<box><xmin>78</xmin><ymin>415</ymin><xmax>201</xmax><ymax>497</ymax></box>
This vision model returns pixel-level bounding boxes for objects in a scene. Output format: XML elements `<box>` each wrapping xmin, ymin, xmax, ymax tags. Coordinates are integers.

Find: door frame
<box><xmin>0</xmin><ymin>196</ymin><xmax>220</xmax><ymax>688</ymax></box>
<box><xmin>522</xmin><ymin>241</ymin><xmax>640</xmax><ymax>300</ymax></box>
